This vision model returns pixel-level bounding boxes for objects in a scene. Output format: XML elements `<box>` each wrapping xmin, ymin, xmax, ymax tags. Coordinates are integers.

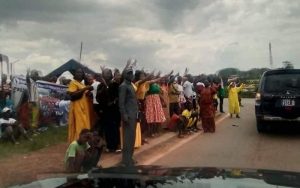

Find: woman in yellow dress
<box><xmin>228</xmin><ymin>82</ymin><xmax>244</xmax><ymax>118</ymax></box>
<box><xmin>67</xmin><ymin>69</ymin><xmax>93</xmax><ymax>143</ymax></box>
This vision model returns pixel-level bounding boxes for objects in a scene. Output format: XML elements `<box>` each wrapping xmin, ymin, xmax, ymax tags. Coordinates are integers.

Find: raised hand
<box><xmin>156</xmin><ymin>71</ymin><xmax>161</xmax><ymax>77</ymax></box>
<box><xmin>99</xmin><ymin>77</ymin><xmax>108</xmax><ymax>87</ymax></box>
<box><xmin>126</xmin><ymin>58</ymin><xmax>132</xmax><ymax>67</ymax></box>
<box><xmin>131</xmin><ymin>59</ymin><xmax>137</xmax><ymax>67</ymax></box>
<box><xmin>26</xmin><ymin>68</ymin><xmax>30</xmax><ymax>75</ymax></box>
<box><xmin>149</xmin><ymin>70</ymin><xmax>155</xmax><ymax>76</ymax></box>
<box><xmin>163</xmin><ymin>70</ymin><xmax>173</xmax><ymax>78</ymax></box>
<box><xmin>100</xmin><ymin>65</ymin><xmax>106</xmax><ymax>73</ymax></box>
<box><xmin>184</xmin><ymin>68</ymin><xmax>188</xmax><ymax>75</ymax></box>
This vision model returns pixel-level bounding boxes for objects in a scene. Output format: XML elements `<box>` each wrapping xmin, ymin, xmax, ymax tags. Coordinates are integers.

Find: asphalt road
<box><xmin>151</xmin><ymin>98</ymin><xmax>300</xmax><ymax>172</ymax></box>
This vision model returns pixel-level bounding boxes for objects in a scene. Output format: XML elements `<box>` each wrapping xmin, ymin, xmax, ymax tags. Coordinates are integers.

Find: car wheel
<box><xmin>256</xmin><ymin>119</ymin><xmax>266</xmax><ymax>133</ymax></box>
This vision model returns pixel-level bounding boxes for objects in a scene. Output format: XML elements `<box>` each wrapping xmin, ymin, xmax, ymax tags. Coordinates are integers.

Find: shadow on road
<box><xmin>262</xmin><ymin>122</ymin><xmax>300</xmax><ymax>137</ymax></box>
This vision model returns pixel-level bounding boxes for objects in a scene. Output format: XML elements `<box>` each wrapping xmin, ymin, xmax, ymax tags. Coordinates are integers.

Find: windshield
<box><xmin>1</xmin><ymin>1</ymin><xmax>300</xmax><ymax>188</ymax></box>
<box><xmin>264</xmin><ymin>73</ymin><xmax>300</xmax><ymax>94</ymax></box>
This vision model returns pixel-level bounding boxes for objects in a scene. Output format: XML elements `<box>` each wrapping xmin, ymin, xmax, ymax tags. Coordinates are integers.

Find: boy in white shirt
<box><xmin>0</xmin><ymin>107</ymin><xmax>32</xmax><ymax>144</ymax></box>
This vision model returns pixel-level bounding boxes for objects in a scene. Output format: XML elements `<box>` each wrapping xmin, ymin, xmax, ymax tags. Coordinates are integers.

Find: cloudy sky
<box><xmin>0</xmin><ymin>0</ymin><xmax>299</xmax><ymax>76</ymax></box>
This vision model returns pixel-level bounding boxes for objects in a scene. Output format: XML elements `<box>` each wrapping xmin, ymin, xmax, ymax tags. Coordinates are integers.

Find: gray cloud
<box><xmin>0</xmin><ymin>0</ymin><xmax>99</xmax><ymax>23</ymax></box>
<box><xmin>0</xmin><ymin>0</ymin><xmax>299</xmax><ymax>76</ymax></box>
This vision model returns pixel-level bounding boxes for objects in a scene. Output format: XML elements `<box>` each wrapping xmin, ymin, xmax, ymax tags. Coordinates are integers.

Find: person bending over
<box><xmin>65</xmin><ymin>129</ymin><xmax>103</xmax><ymax>172</ymax></box>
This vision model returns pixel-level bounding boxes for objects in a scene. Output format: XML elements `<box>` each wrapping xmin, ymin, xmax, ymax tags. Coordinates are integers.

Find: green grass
<box><xmin>0</xmin><ymin>126</ymin><xmax>67</xmax><ymax>159</ymax></box>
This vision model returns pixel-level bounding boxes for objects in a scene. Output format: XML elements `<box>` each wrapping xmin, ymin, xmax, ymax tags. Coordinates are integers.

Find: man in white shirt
<box><xmin>183</xmin><ymin>74</ymin><xmax>196</xmax><ymax>106</ymax></box>
<box><xmin>91</xmin><ymin>73</ymin><xmax>105</xmax><ymax>133</ymax></box>
<box><xmin>183</xmin><ymin>75</ymin><xmax>195</xmax><ymax>98</ymax></box>
<box><xmin>91</xmin><ymin>74</ymin><xmax>102</xmax><ymax>107</ymax></box>
<box><xmin>58</xmin><ymin>95</ymin><xmax>71</xmax><ymax>126</ymax></box>
<box><xmin>0</xmin><ymin>107</ymin><xmax>32</xmax><ymax>144</ymax></box>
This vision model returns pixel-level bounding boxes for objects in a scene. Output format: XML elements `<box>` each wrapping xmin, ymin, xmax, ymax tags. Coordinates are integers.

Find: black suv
<box><xmin>255</xmin><ymin>69</ymin><xmax>300</xmax><ymax>132</ymax></box>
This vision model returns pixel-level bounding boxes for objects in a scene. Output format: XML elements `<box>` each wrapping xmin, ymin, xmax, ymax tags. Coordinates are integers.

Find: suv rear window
<box><xmin>264</xmin><ymin>73</ymin><xmax>300</xmax><ymax>94</ymax></box>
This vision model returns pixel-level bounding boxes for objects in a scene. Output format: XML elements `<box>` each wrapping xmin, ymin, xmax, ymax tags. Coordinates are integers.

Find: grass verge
<box><xmin>0</xmin><ymin>126</ymin><xmax>67</xmax><ymax>159</ymax></box>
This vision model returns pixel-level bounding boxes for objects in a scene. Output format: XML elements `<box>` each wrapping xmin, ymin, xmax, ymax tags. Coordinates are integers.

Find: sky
<box><xmin>0</xmin><ymin>0</ymin><xmax>299</xmax><ymax>76</ymax></box>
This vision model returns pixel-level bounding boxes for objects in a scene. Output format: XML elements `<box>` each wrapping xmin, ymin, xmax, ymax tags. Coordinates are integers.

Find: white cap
<box><xmin>196</xmin><ymin>82</ymin><xmax>205</xmax><ymax>87</ymax></box>
<box><xmin>2</xmin><ymin>107</ymin><xmax>11</xmax><ymax>113</ymax></box>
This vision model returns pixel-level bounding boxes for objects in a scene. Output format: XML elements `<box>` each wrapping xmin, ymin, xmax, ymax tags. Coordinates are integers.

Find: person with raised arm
<box><xmin>67</xmin><ymin>68</ymin><xmax>93</xmax><ymax>143</ymax></box>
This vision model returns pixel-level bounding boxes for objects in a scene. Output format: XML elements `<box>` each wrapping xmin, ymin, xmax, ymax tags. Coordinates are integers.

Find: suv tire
<box><xmin>256</xmin><ymin>119</ymin><xmax>266</xmax><ymax>133</ymax></box>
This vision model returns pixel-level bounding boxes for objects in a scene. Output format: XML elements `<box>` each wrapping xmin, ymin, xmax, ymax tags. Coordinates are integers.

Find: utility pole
<box><xmin>0</xmin><ymin>54</ymin><xmax>9</xmax><ymax>89</ymax></box>
<box><xmin>269</xmin><ymin>42</ymin><xmax>273</xmax><ymax>69</ymax></box>
<box><xmin>6</xmin><ymin>57</ymin><xmax>10</xmax><ymax>83</ymax></box>
<box><xmin>10</xmin><ymin>59</ymin><xmax>20</xmax><ymax>76</ymax></box>
<box><xmin>79</xmin><ymin>42</ymin><xmax>83</xmax><ymax>63</ymax></box>
<box><xmin>0</xmin><ymin>55</ymin><xmax>3</xmax><ymax>90</ymax></box>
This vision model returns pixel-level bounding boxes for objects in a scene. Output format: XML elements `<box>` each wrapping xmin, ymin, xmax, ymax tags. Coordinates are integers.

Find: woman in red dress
<box><xmin>199</xmin><ymin>81</ymin><xmax>218</xmax><ymax>133</ymax></box>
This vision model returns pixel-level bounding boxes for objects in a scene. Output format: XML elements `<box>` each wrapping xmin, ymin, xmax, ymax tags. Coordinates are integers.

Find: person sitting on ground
<box><xmin>0</xmin><ymin>107</ymin><xmax>32</xmax><ymax>144</ymax></box>
<box><xmin>181</xmin><ymin>102</ymin><xmax>199</xmax><ymax>133</ymax></box>
<box><xmin>176</xmin><ymin>102</ymin><xmax>198</xmax><ymax>138</ymax></box>
<box><xmin>213</xmin><ymin>92</ymin><xmax>218</xmax><ymax>113</ymax></box>
<box><xmin>82</xmin><ymin>131</ymin><xmax>104</xmax><ymax>172</ymax></box>
<box><xmin>0</xmin><ymin>91</ymin><xmax>14</xmax><ymax>114</ymax></box>
<box><xmin>65</xmin><ymin>129</ymin><xmax>102</xmax><ymax>173</ymax></box>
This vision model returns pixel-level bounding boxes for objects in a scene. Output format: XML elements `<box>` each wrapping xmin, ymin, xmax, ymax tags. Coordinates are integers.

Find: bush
<box><xmin>224</xmin><ymin>87</ymin><xmax>255</xmax><ymax>98</ymax></box>
<box><xmin>240</xmin><ymin>91</ymin><xmax>256</xmax><ymax>98</ymax></box>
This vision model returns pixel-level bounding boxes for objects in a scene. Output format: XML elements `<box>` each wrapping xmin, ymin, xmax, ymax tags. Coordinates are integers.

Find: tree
<box><xmin>241</xmin><ymin>68</ymin><xmax>270</xmax><ymax>79</ymax></box>
<box><xmin>282</xmin><ymin>61</ymin><xmax>294</xmax><ymax>69</ymax></box>
<box><xmin>217</xmin><ymin>68</ymin><xmax>240</xmax><ymax>77</ymax></box>
<box><xmin>217</xmin><ymin>68</ymin><xmax>240</xmax><ymax>82</ymax></box>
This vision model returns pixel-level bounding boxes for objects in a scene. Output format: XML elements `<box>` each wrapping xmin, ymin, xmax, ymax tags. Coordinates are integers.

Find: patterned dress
<box><xmin>145</xmin><ymin>83</ymin><xmax>166</xmax><ymax>124</ymax></box>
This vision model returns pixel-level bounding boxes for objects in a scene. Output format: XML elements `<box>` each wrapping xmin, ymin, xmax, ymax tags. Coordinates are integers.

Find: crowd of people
<box><xmin>64</xmin><ymin>59</ymin><xmax>244</xmax><ymax>171</ymax></box>
<box><xmin>0</xmin><ymin>73</ymin><xmax>34</xmax><ymax>145</ymax></box>
<box><xmin>0</xmin><ymin>59</ymin><xmax>244</xmax><ymax>171</ymax></box>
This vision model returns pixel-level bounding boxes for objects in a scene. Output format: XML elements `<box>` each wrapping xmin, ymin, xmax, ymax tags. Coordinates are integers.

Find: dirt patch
<box><xmin>0</xmin><ymin>143</ymin><xmax>68</xmax><ymax>188</ymax></box>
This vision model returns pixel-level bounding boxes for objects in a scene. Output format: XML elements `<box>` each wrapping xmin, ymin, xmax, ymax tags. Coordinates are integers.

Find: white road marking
<box><xmin>143</xmin><ymin>114</ymin><xmax>230</xmax><ymax>165</ymax></box>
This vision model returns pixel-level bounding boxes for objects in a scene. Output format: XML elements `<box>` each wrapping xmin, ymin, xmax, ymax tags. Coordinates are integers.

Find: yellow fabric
<box><xmin>187</xmin><ymin>117</ymin><xmax>197</xmax><ymax>128</ymax></box>
<box><xmin>132</xmin><ymin>82</ymin><xmax>137</xmax><ymax>91</ymax></box>
<box><xmin>161</xmin><ymin>84</ymin><xmax>170</xmax><ymax>122</ymax></box>
<box><xmin>134</xmin><ymin>122</ymin><xmax>142</xmax><ymax>148</ymax></box>
<box><xmin>182</xmin><ymin>109</ymin><xmax>196</xmax><ymax>128</ymax></box>
<box><xmin>182</xmin><ymin>109</ymin><xmax>191</xmax><ymax>119</ymax></box>
<box><xmin>119</xmin><ymin>82</ymin><xmax>141</xmax><ymax>149</ymax></box>
<box><xmin>29</xmin><ymin>103</ymin><xmax>39</xmax><ymax>128</ymax></box>
<box><xmin>228</xmin><ymin>84</ymin><xmax>244</xmax><ymax>114</ymax></box>
<box><xmin>168</xmin><ymin>84</ymin><xmax>179</xmax><ymax>103</ymax></box>
<box><xmin>135</xmin><ymin>81</ymin><xmax>149</xmax><ymax>100</ymax></box>
<box><xmin>213</xmin><ymin>94</ymin><xmax>218</xmax><ymax>99</ymax></box>
<box><xmin>132</xmin><ymin>82</ymin><xmax>142</xmax><ymax>148</ymax></box>
<box><xmin>67</xmin><ymin>80</ymin><xmax>92</xmax><ymax>143</ymax></box>
<box><xmin>120</xmin><ymin>122</ymin><xmax>142</xmax><ymax>149</ymax></box>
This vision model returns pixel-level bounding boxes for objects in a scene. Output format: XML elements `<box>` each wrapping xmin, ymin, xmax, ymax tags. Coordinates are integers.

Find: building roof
<box><xmin>45</xmin><ymin>59</ymin><xmax>96</xmax><ymax>78</ymax></box>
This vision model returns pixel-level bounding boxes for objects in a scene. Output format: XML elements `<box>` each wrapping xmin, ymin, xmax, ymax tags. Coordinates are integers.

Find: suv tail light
<box><xmin>255</xmin><ymin>93</ymin><xmax>261</xmax><ymax>101</ymax></box>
